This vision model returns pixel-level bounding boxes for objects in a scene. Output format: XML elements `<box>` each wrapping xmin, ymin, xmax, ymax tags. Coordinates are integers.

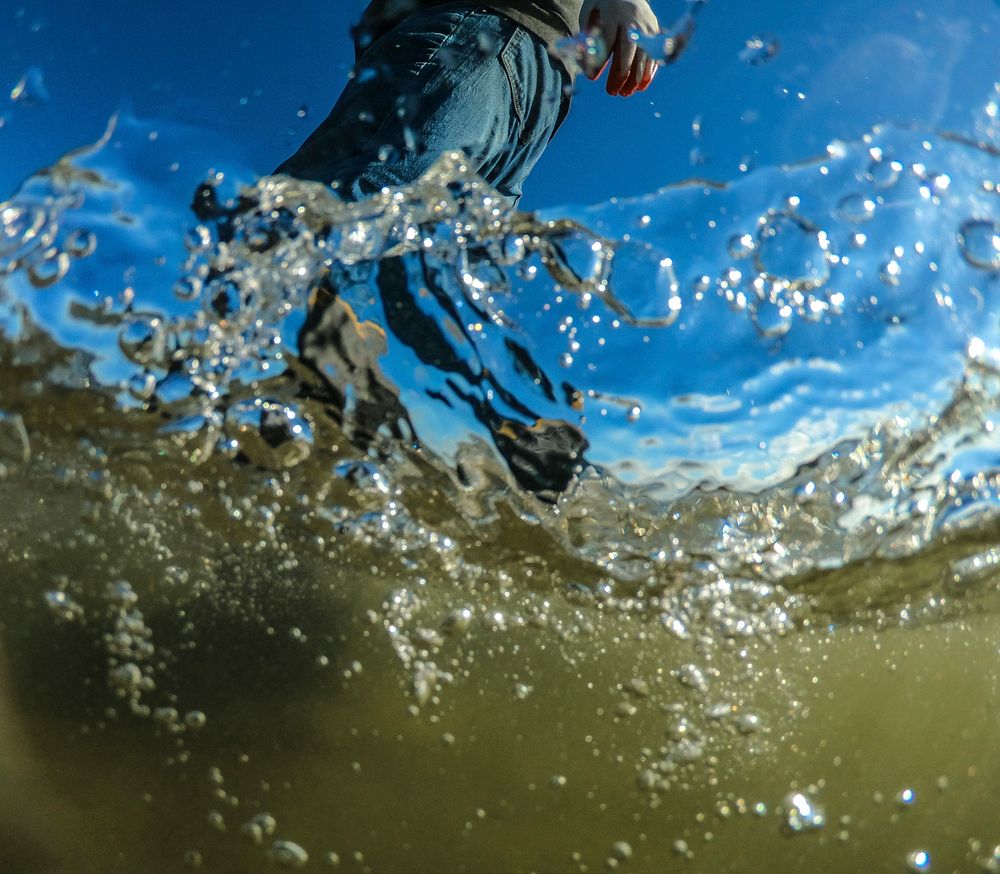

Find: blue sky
<box><xmin>2</xmin><ymin>0</ymin><xmax>998</xmax><ymax>210</ymax></box>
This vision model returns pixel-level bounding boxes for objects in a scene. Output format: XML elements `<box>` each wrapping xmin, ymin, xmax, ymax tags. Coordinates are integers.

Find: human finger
<box><xmin>617</xmin><ymin>49</ymin><xmax>646</xmax><ymax>97</ymax></box>
<box><xmin>637</xmin><ymin>55</ymin><xmax>656</xmax><ymax>91</ymax></box>
<box><xmin>607</xmin><ymin>27</ymin><xmax>636</xmax><ymax>95</ymax></box>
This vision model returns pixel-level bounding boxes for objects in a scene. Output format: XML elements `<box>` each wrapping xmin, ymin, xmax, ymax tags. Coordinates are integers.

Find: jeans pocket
<box><xmin>499</xmin><ymin>28</ymin><xmax>529</xmax><ymax>144</ymax></box>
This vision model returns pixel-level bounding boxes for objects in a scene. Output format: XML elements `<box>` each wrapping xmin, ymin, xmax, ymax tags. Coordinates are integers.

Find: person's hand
<box><xmin>578</xmin><ymin>0</ymin><xmax>660</xmax><ymax>97</ymax></box>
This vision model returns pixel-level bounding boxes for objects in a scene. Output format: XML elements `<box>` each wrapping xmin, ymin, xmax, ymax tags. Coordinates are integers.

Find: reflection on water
<box><xmin>2</xmin><ymin>52</ymin><xmax>1000</xmax><ymax>874</ymax></box>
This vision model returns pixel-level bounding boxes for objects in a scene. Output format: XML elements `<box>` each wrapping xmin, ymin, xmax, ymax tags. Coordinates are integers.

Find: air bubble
<box><xmin>609</xmin><ymin>841</ymin><xmax>633</xmax><ymax>861</ymax></box>
<box><xmin>250</xmin><ymin>813</ymin><xmax>277</xmax><ymax>836</ymax></box>
<box><xmin>110</xmin><ymin>662</ymin><xmax>143</xmax><ymax>693</ymax></box>
<box><xmin>185</xmin><ymin>710</ymin><xmax>207</xmax><ymax>730</ymax></box>
<box><xmin>781</xmin><ymin>791</ymin><xmax>825</xmax><ymax>834</ymax></box>
<box><xmin>957</xmin><ymin>218</ymin><xmax>1000</xmax><ymax>271</ymax></box>
<box><xmin>676</xmin><ymin>663</ymin><xmax>709</xmax><ymax>693</ymax></box>
<box><xmin>45</xmin><ymin>590</ymin><xmax>83</xmax><ymax>621</ymax></box>
<box><xmin>241</xmin><ymin>822</ymin><xmax>264</xmax><ymax>845</ymax></box>
<box><xmin>906</xmin><ymin>850</ymin><xmax>931</xmax><ymax>871</ymax></box>
<box><xmin>270</xmin><ymin>841</ymin><xmax>309</xmax><ymax>868</ymax></box>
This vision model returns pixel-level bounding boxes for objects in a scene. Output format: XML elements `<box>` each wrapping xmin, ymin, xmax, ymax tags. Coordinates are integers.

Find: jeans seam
<box><xmin>499</xmin><ymin>28</ymin><xmax>529</xmax><ymax>146</ymax></box>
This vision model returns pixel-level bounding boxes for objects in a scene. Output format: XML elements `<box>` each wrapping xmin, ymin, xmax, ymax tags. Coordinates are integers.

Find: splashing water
<box><xmin>2</xmin><ymin>72</ymin><xmax>1000</xmax><ymax>874</ymax></box>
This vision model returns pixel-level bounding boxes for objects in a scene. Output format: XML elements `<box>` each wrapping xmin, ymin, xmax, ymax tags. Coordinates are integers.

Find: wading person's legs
<box><xmin>276</xmin><ymin>4</ymin><xmax>570</xmax><ymax>206</ymax></box>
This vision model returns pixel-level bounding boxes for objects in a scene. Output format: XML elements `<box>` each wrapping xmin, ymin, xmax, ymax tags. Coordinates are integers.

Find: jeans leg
<box><xmin>276</xmin><ymin>8</ymin><xmax>526</xmax><ymax>201</ymax></box>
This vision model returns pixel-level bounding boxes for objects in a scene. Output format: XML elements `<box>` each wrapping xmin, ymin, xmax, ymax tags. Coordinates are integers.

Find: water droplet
<box><xmin>270</xmin><ymin>841</ymin><xmax>309</xmax><ymax>868</ymax></box>
<box><xmin>26</xmin><ymin>249</ymin><xmax>70</xmax><ymax>287</ymax></box>
<box><xmin>174</xmin><ymin>276</ymin><xmax>203</xmax><ymax>301</ymax></box>
<box><xmin>728</xmin><ymin>232</ymin><xmax>756</xmax><ymax>259</ymax></box>
<box><xmin>867</xmin><ymin>157</ymin><xmax>903</xmax><ymax>188</ymax></box>
<box><xmin>754</xmin><ymin>212</ymin><xmax>832</xmax><ymax>291</ymax></box>
<box><xmin>119</xmin><ymin>316</ymin><xmax>167</xmax><ymax>366</ymax></box>
<box><xmin>739</xmin><ymin>34</ymin><xmax>779</xmax><ymax>66</ymax></box>
<box><xmin>906</xmin><ymin>849</ymin><xmax>931</xmax><ymax>871</ymax></box>
<box><xmin>957</xmin><ymin>218</ymin><xmax>1000</xmax><ymax>271</ymax></box>
<box><xmin>692</xmin><ymin>274</ymin><xmax>712</xmax><ymax>295</ymax></box>
<box><xmin>184</xmin><ymin>225</ymin><xmax>212</xmax><ymax>251</ymax></box>
<box><xmin>125</xmin><ymin>371</ymin><xmax>157</xmax><ymax>403</ymax></box>
<box><xmin>10</xmin><ymin>67</ymin><xmax>50</xmax><ymax>104</ymax></box>
<box><xmin>546</xmin><ymin>229</ymin><xmax>611</xmax><ymax>291</ymax></box>
<box><xmin>879</xmin><ymin>259</ymin><xmax>903</xmax><ymax>286</ymax></box>
<box><xmin>0</xmin><ymin>201</ymin><xmax>49</xmax><ymax>262</ymax></box>
<box><xmin>781</xmin><ymin>791</ymin><xmax>825</xmax><ymax>834</ymax></box>
<box><xmin>64</xmin><ymin>228</ymin><xmax>96</xmax><ymax>258</ymax></box>
<box><xmin>835</xmin><ymin>194</ymin><xmax>877</xmax><ymax>224</ymax></box>
<box><xmin>750</xmin><ymin>298</ymin><xmax>793</xmax><ymax>338</ymax></box>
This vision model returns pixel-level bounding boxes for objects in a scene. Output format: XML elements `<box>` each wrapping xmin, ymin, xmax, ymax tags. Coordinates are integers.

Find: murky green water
<box><xmin>4</xmin><ymin>368</ymin><xmax>1000</xmax><ymax>873</ymax></box>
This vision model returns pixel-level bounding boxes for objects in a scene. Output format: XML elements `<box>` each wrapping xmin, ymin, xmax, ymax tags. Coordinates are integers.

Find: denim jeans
<box><xmin>276</xmin><ymin>3</ymin><xmax>571</xmax><ymax>206</ymax></box>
